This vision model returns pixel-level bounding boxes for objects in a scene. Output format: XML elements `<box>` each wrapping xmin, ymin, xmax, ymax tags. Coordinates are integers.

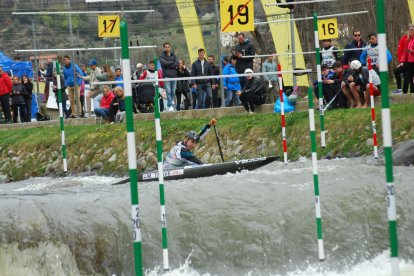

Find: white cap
<box><xmin>136</xmin><ymin>63</ymin><xmax>143</xmax><ymax>68</ymax></box>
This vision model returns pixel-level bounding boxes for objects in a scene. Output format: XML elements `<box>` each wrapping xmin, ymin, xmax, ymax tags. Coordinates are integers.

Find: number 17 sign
<box><xmin>220</xmin><ymin>0</ymin><xmax>254</xmax><ymax>32</ymax></box>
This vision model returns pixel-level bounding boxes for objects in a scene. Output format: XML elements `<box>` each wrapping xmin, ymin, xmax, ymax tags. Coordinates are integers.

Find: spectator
<box><xmin>10</xmin><ymin>76</ymin><xmax>28</xmax><ymax>123</ymax></box>
<box><xmin>236</xmin><ymin>68</ymin><xmax>265</xmax><ymax>114</ymax></box>
<box><xmin>44</xmin><ymin>59</ymin><xmax>54</xmax><ymax>103</ymax></box>
<box><xmin>94</xmin><ymin>64</ymin><xmax>115</xmax><ymax>114</ymax></box>
<box><xmin>138</xmin><ymin>60</ymin><xmax>165</xmax><ymax>112</ymax></box>
<box><xmin>261</xmin><ymin>55</ymin><xmax>278</xmax><ymax>103</ymax></box>
<box><xmin>94</xmin><ymin>85</ymin><xmax>115</xmax><ymax>122</ymax></box>
<box><xmin>341</xmin><ymin>60</ymin><xmax>379</xmax><ymax>108</ymax></box>
<box><xmin>52</xmin><ymin>72</ymin><xmax>69</xmax><ymax>119</ymax></box>
<box><xmin>21</xmin><ymin>75</ymin><xmax>33</xmax><ymax>122</ymax></box>
<box><xmin>400</xmin><ymin>23</ymin><xmax>414</xmax><ymax>94</ymax></box>
<box><xmin>109</xmin><ymin>86</ymin><xmax>125</xmax><ymax>123</ymax></box>
<box><xmin>175</xmin><ymin>59</ymin><xmax>191</xmax><ymax>111</ymax></box>
<box><xmin>159</xmin><ymin>42</ymin><xmax>179</xmax><ymax>111</ymax></box>
<box><xmin>233</xmin><ymin>33</ymin><xmax>255</xmax><ymax>88</ymax></box>
<box><xmin>328</xmin><ymin>61</ymin><xmax>348</xmax><ymax>109</ymax></box>
<box><xmin>62</xmin><ymin>55</ymin><xmax>83</xmax><ymax>118</ymax></box>
<box><xmin>79</xmin><ymin>59</ymin><xmax>102</xmax><ymax>117</ymax></box>
<box><xmin>360</xmin><ymin>33</ymin><xmax>392</xmax><ymax>73</ymax></box>
<box><xmin>342</xmin><ymin>30</ymin><xmax>366</xmax><ymax>68</ymax></box>
<box><xmin>191</xmin><ymin>48</ymin><xmax>216</xmax><ymax>109</ymax></box>
<box><xmin>0</xmin><ymin>66</ymin><xmax>12</xmax><ymax>123</ymax></box>
<box><xmin>320</xmin><ymin>39</ymin><xmax>339</xmax><ymax>69</ymax></box>
<box><xmin>114</xmin><ymin>67</ymin><xmax>124</xmax><ymax>88</ymax></box>
<box><xmin>132</xmin><ymin>63</ymin><xmax>144</xmax><ymax>80</ymax></box>
<box><xmin>223</xmin><ymin>55</ymin><xmax>241</xmax><ymax>107</ymax></box>
<box><xmin>208</xmin><ymin>55</ymin><xmax>220</xmax><ymax>107</ymax></box>
<box><xmin>393</xmin><ymin>27</ymin><xmax>411</xmax><ymax>94</ymax></box>
<box><xmin>313</xmin><ymin>64</ymin><xmax>334</xmax><ymax>101</ymax></box>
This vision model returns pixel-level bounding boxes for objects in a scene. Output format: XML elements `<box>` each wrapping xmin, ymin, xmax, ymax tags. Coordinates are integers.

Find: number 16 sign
<box><xmin>317</xmin><ymin>18</ymin><xmax>339</xmax><ymax>40</ymax></box>
<box><xmin>220</xmin><ymin>0</ymin><xmax>254</xmax><ymax>33</ymax></box>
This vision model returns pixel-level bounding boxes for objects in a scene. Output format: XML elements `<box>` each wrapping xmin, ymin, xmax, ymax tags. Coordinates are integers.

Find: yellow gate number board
<box><xmin>98</xmin><ymin>15</ymin><xmax>120</xmax><ymax>38</ymax></box>
<box><xmin>317</xmin><ymin>18</ymin><xmax>338</xmax><ymax>40</ymax></box>
<box><xmin>220</xmin><ymin>0</ymin><xmax>254</xmax><ymax>33</ymax></box>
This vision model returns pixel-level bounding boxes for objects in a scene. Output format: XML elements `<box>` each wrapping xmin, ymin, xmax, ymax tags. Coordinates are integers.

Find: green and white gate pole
<box><xmin>307</xmin><ymin>86</ymin><xmax>325</xmax><ymax>261</ymax></box>
<box><xmin>55</xmin><ymin>61</ymin><xmax>67</xmax><ymax>172</ymax></box>
<box><xmin>154</xmin><ymin>56</ymin><xmax>170</xmax><ymax>271</ymax></box>
<box><xmin>313</xmin><ymin>12</ymin><xmax>326</xmax><ymax>148</ymax></box>
<box><xmin>120</xmin><ymin>18</ymin><xmax>144</xmax><ymax>276</ymax></box>
<box><xmin>376</xmin><ymin>1</ymin><xmax>399</xmax><ymax>274</ymax></box>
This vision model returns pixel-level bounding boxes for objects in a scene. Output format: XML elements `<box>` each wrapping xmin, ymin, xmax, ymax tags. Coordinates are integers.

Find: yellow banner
<box><xmin>176</xmin><ymin>0</ymin><xmax>206</xmax><ymax>64</ymax></box>
<box><xmin>260</xmin><ymin>1</ymin><xmax>309</xmax><ymax>87</ymax></box>
<box><xmin>408</xmin><ymin>0</ymin><xmax>414</xmax><ymax>23</ymax></box>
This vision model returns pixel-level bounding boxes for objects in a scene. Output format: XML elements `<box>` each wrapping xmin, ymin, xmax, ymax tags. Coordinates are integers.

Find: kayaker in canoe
<box><xmin>163</xmin><ymin>118</ymin><xmax>217</xmax><ymax>169</ymax></box>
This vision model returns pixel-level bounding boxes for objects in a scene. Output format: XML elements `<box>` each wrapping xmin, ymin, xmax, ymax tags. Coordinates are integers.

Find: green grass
<box><xmin>0</xmin><ymin>103</ymin><xmax>413</xmax><ymax>182</ymax></box>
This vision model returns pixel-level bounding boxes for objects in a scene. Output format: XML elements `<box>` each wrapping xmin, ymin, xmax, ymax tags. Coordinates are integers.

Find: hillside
<box><xmin>0</xmin><ymin>0</ymin><xmax>411</xmax><ymax>69</ymax></box>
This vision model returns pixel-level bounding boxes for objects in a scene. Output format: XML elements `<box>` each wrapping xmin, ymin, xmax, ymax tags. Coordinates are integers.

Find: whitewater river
<box><xmin>0</xmin><ymin>157</ymin><xmax>413</xmax><ymax>276</ymax></box>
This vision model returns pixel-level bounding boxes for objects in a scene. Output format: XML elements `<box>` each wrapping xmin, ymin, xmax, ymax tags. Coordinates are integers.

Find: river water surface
<box><xmin>0</xmin><ymin>157</ymin><xmax>413</xmax><ymax>275</ymax></box>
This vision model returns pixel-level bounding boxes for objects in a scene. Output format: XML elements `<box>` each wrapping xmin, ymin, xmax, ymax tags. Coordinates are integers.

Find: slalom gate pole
<box><xmin>376</xmin><ymin>1</ymin><xmax>399</xmax><ymax>274</ymax></box>
<box><xmin>307</xmin><ymin>86</ymin><xmax>325</xmax><ymax>261</ymax></box>
<box><xmin>277</xmin><ymin>64</ymin><xmax>288</xmax><ymax>165</ymax></box>
<box><xmin>55</xmin><ymin>61</ymin><xmax>67</xmax><ymax>172</ymax></box>
<box><xmin>313</xmin><ymin>12</ymin><xmax>326</xmax><ymax>148</ymax></box>
<box><xmin>120</xmin><ymin>18</ymin><xmax>143</xmax><ymax>276</ymax></box>
<box><xmin>367</xmin><ymin>57</ymin><xmax>379</xmax><ymax>159</ymax></box>
<box><xmin>154</xmin><ymin>56</ymin><xmax>170</xmax><ymax>271</ymax></box>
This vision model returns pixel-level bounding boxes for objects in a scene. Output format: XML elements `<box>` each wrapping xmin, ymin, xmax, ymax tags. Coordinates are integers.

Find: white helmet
<box><xmin>350</xmin><ymin>60</ymin><xmax>362</xmax><ymax>70</ymax></box>
<box><xmin>244</xmin><ymin>68</ymin><xmax>253</xmax><ymax>74</ymax></box>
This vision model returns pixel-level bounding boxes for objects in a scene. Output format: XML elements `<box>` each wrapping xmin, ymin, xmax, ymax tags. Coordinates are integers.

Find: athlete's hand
<box><xmin>210</xmin><ymin>118</ymin><xmax>217</xmax><ymax>126</ymax></box>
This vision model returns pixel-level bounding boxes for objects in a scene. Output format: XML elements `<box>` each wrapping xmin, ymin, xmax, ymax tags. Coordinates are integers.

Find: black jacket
<box><xmin>176</xmin><ymin>68</ymin><xmax>190</xmax><ymax>94</ymax></box>
<box><xmin>191</xmin><ymin>59</ymin><xmax>215</xmax><ymax>85</ymax></box>
<box><xmin>22</xmin><ymin>81</ymin><xmax>33</xmax><ymax>100</ymax></box>
<box><xmin>342</xmin><ymin>40</ymin><xmax>366</xmax><ymax>65</ymax></box>
<box><xmin>235</xmin><ymin>40</ymin><xmax>255</xmax><ymax>73</ymax></box>
<box><xmin>242</xmin><ymin>77</ymin><xmax>264</xmax><ymax>97</ymax></box>
<box><xmin>159</xmin><ymin>51</ymin><xmax>179</xmax><ymax>78</ymax></box>
<box><xmin>11</xmin><ymin>83</ymin><xmax>27</xmax><ymax>105</ymax></box>
<box><xmin>53</xmin><ymin>76</ymin><xmax>68</xmax><ymax>101</ymax></box>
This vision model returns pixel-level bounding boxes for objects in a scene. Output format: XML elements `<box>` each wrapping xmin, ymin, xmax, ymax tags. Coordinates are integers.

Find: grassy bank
<box><xmin>0</xmin><ymin>104</ymin><xmax>413</xmax><ymax>182</ymax></box>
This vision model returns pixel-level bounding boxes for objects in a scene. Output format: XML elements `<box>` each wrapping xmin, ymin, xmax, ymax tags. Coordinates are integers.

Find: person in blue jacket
<box><xmin>62</xmin><ymin>55</ymin><xmax>83</xmax><ymax>118</ymax></box>
<box><xmin>360</xmin><ymin>33</ymin><xmax>392</xmax><ymax>73</ymax></box>
<box><xmin>223</xmin><ymin>56</ymin><xmax>241</xmax><ymax>107</ymax></box>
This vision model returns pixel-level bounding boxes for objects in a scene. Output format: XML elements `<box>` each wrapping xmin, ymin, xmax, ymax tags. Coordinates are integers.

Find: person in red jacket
<box><xmin>399</xmin><ymin>23</ymin><xmax>414</xmax><ymax>94</ymax></box>
<box><xmin>393</xmin><ymin>27</ymin><xmax>412</xmax><ymax>94</ymax></box>
<box><xmin>0</xmin><ymin>67</ymin><xmax>13</xmax><ymax>123</ymax></box>
<box><xmin>93</xmin><ymin>85</ymin><xmax>115</xmax><ymax>121</ymax></box>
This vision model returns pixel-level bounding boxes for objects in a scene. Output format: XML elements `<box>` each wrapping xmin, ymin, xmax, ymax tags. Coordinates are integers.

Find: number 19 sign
<box><xmin>220</xmin><ymin>0</ymin><xmax>254</xmax><ymax>33</ymax></box>
<box><xmin>317</xmin><ymin>18</ymin><xmax>338</xmax><ymax>40</ymax></box>
<box><xmin>98</xmin><ymin>15</ymin><xmax>120</xmax><ymax>38</ymax></box>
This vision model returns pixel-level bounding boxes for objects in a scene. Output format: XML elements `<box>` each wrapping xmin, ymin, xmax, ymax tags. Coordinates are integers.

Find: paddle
<box><xmin>323</xmin><ymin>87</ymin><xmax>342</xmax><ymax>112</ymax></box>
<box><xmin>213</xmin><ymin>125</ymin><xmax>225</xmax><ymax>162</ymax></box>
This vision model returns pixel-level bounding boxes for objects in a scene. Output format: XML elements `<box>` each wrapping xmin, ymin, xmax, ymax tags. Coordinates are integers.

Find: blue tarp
<box><xmin>0</xmin><ymin>51</ymin><xmax>34</xmax><ymax>78</ymax></box>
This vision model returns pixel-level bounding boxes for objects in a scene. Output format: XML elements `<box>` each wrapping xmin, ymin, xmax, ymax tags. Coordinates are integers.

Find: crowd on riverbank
<box><xmin>1</xmin><ymin>26</ymin><xmax>413</xmax><ymax>124</ymax></box>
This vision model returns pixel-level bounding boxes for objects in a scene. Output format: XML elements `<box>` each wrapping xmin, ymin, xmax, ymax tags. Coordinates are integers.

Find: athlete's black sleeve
<box><xmin>180</xmin><ymin>147</ymin><xmax>203</xmax><ymax>165</ymax></box>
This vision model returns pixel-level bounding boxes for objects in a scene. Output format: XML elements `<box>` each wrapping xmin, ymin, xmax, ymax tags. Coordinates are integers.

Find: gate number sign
<box><xmin>220</xmin><ymin>0</ymin><xmax>254</xmax><ymax>33</ymax></box>
<box><xmin>98</xmin><ymin>15</ymin><xmax>120</xmax><ymax>38</ymax></box>
<box><xmin>317</xmin><ymin>18</ymin><xmax>338</xmax><ymax>40</ymax></box>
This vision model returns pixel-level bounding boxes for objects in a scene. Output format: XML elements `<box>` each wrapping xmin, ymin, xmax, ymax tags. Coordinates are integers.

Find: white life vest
<box><xmin>165</xmin><ymin>141</ymin><xmax>189</xmax><ymax>167</ymax></box>
<box><xmin>143</xmin><ymin>70</ymin><xmax>159</xmax><ymax>85</ymax></box>
<box><xmin>321</xmin><ymin>46</ymin><xmax>336</xmax><ymax>68</ymax></box>
<box><xmin>369</xmin><ymin>69</ymin><xmax>381</xmax><ymax>86</ymax></box>
<box><xmin>365</xmin><ymin>44</ymin><xmax>379</xmax><ymax>66</ymax></box>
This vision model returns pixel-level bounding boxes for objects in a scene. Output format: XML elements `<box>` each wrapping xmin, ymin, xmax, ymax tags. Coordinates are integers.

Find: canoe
<box><xmin>113</xmin><ymin>156</ymin><xmax>279</xmax><ymax>185</ymax></box>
